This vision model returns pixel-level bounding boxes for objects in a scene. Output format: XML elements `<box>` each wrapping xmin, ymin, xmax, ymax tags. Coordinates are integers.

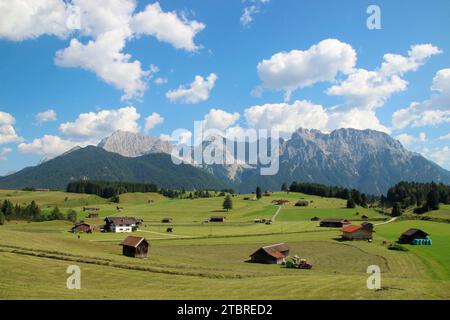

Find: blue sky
<box><xmin>0</xmin><ymin>0</ymin><xmax>449</xmax><ymax>175</ymax></box>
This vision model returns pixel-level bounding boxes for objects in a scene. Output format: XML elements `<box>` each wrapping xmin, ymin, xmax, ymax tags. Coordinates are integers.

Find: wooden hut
<box><xmin>209</xmin><ymin>216</ymin><xmax>226</xmax><ymax>222</ymax></box>
<box><xmin>320</xmin><ymin>219</ymin><xmax>350</xmax><ymax>228</ymax></box>
<box><xmin>250</xmin><ymin>243</ymin><xmax>290</xmax><ymax>264</ymax></box>
<box><xmin>161</xmin><ymin>217</ymin><xmax>174</xmax><ymax>223</ymax></box>
<box><xmin>295</xmin><ymin>200</ymin><xmax>309</xmax><ymax>207</ymax></box>
<box><xmin>310</xmin><ymin>216</ymin><xmax>321</xmax><ymax>221</ymax></box>
<box><xmin>87</xmin><ymin>212</ymin><xmax>99</xmax><ymax>218</ymax></box>
<box><xmin>71</xmin><ymin>222</ymin><xmax>92</xmax><ymax>233</ymax></box>
<box><xmin>121</xmin><ymin>236</ymin><xmax>149</xmax><ymax>258</ymax></box>
<box><xmin>398</xmin><ymin>229</ymin><xmax>429</xmax><ymax>244</ymax></box>
<box><xmin>83</xmin><ymin>207</ymin><xmax>99</xmax><ymax>212</ymax></box>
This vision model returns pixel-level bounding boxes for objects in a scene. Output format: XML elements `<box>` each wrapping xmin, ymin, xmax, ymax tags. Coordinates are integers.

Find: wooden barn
<box><xmin>250</xmin><ymin>243</ymin><xmax>290</xmax><ymax>264</ymax></box>
<box><xmin>209</xmin><ymin>216</ymin><xmax>226</xmax><ymax>222</ymax></box>
<box><xmin>272</xmin><ymin>199</ymin><xmax>290</xmax><ymax>205</ymax></box>
<box><xmin>398</xmin><ymin>229</ymin><xmax>429</xmax><ymax>244</ymax></box>
<box><xmin>87</xmin><ymin>212</ymin><xmax>99</xmax><ymax>218</ymax></box>
<box><xmin>83</xmin><ymin>207</ymin><xmax>99</xmax><ymax>212</ymax></box>
<box><xmin>310</xmin><ymin>216</ymin><xmax>321</xmax><ymax>221</ymax></box>
<box><xmin>320</xmin><ymin>219</ymin><xmax>351</xmax><ymax>228</ymax></box>
<box><xmin>121</xmin><ymin>236</ymin><xmax>149</xmax><ymax>258</ymax></box>
<box><xmin>295</xmin><ymin>200</ymin><xmax>309</xmax><ymax>207</ymax></box>
<box><xmin>342</xmin><ymin>223</ymin><xmax>374</xmax><ymax>240</ymax></box>
<box><xmin>71</xmin><ymin>222</ymin><xmax>92</xmax><ymax>233</ymax></box>
<box><xmin>161</xmin><ymin>217</ymin><xmax>173</xmax><ymax>223</ymax></box>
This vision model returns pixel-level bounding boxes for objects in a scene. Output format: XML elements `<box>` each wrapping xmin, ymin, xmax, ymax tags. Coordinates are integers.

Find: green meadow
<box><xmin>0</xmin><ymin>190</ymin><xmax>449</xmax><ymax>299</ymax></box>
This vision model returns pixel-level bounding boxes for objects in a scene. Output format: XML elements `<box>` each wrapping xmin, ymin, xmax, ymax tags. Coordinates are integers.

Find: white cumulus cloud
<box><xmin>392</xmin><ymin>68</ymin><xmax>450</xmax><ymax>129</ymax></box>
<box><xmin>1</xmin><ymin>0</ymin><xmax>205</xmax><ymax>101</ymax></box>
<box><xmin>0</xmin><ymin>111</ymin><xmax>23</xmax><ymax>145</ymax></box>
<box><xmin>202</xmin><ymin>108</ymin><xmax>240</xmax><ymax>131</ymax></box>
<box><xmin>166</xmin><ymin>73</ymin><xmax>217</xmax><ymax>104</ymax></box>
<box><xmin>59</xmin><ymin>106</ymin><xmax>141</xmax><ymax>140</ymax></box>
<box><xmin>257</xmin><ymin>39</ymin><xmax>356</xmax><ymax>100</ymax></box>
<box><xmin>144</xmin><ymin>112</ymin><xmax>164</xmax><ymax>133</ymax></box>
<box><xmin>36</xmin><ymin>109</ymin><xmax>57</xmax><ymax>124</ymax></box>
<box><xmin>244</xmin><ymin>100</ymin><xmax>329</xmax><ymax>137</ymax></box>
<box><xmin>18</xmin><ymin>135</ymin><xmax>92</xmax><ymax>159</ymax></box>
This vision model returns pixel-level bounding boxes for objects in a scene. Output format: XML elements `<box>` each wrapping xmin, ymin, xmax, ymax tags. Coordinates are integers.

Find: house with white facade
<box><xmin>104</xmin><ymin>217</ymin><xmax>141</xmax><ymax>233</ymax></box>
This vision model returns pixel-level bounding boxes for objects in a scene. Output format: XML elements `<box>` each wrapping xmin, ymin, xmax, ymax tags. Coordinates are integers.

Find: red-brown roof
<box><xmin>342</xmin><ymin>225</ymin><xmax>362</xmax><ymax>233</ymax></box>
<box><xmin>121</xmin><ymin>236</ymin><xmax>147</xmax><ymax>248</ymax></box>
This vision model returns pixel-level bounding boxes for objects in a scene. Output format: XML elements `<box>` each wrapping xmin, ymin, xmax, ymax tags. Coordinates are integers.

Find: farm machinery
<box><xmin>285</xmin><ymin>255</ymin><xmax>312</xmax><ymax>270</ymax></box>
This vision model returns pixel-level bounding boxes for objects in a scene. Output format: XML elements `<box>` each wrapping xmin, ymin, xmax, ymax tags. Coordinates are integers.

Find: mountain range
<box><xmin>1</xmin><ymin>128</ymin><xmax>449</xmax><ymax>195</ymax></box>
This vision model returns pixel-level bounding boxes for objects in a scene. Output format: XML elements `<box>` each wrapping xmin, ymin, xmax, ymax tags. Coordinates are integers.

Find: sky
<box><xmin>0</xmin><ymin>0</ymin><xmax>449</xmax><ymax>175</ymax></box>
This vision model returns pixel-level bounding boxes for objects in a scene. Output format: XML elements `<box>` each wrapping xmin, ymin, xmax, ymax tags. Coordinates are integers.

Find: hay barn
<box><xmin>250</xmin><ymin>243</ymin><xmax>290</xmax><ymax>264</ymax></box>
<box><xmin>121</xmin><ymin>236</ymin><xmax>149</xmax><ymax>258</ymax></box>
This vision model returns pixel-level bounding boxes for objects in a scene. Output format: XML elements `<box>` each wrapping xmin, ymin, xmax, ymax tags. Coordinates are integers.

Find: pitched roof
<box><xmin>342</xmin><ymin>225</ymin><xmax>362</xmax><ymax>233</ymax></box>
<box><xmin>72</xmin><ymin>222</ymin><xmax>90</xmax><ymax>228</ymax></box>
<box><xmin>251</xmin><ymin>243</ymin><xmax>289</xmax><ymax>259</ymax></box>
<box><xmin>401</xmin><ymin>228</ymin><xmax>429</xmax><ymax>237</ymax></box>
<box><xmin>105</xmin><ymin>217</ymin><xmax>139</xmax><ymax>225</ymax></box>
<box><xmin>121</xmin><ymin>236</ymin><xmax>147</xmax><ymax>248</ymax></box>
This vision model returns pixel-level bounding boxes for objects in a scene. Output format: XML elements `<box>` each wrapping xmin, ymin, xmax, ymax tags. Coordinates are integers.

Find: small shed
<box><xmin>310</xmin><ymin>216</ymin><xmax>321</xmax><ymax>221</ymax></box>
<box><xmin>161</xmin><ymin>217</ymin><xmax>174</xmax><ymax>223</ymax></box>
<box><xmin>250</xmin><ymin>243</ymin><xmax>290</xmax><ymax>264</ymax></box>
<box><xmin>342</xmin><ymin>223</ymin><xmax>373</xmax><ymax>240</ymax></box>
<box><xmin>272</xmin><ymin>199</ymin><xmax>290</xmax><ymax>205</ymax></box>
<box><xmin>83</xmin><ymin>207</ymin><xmax>99</xmax><ymax>212</ymax></box>
<box><xmin>71</xmin><ymin>222</ymin><xmax>92</xmax><ymax>233</ymax></box>
<box><xmin>209</xmin><ymin>216</ymin><xmax>226</xmax><ymax>222</ymax></box>
<box><xmin>398</xmin><ymin>229</ymin><xmax>429</xmax><ymax>244</ymax></box>
<box><xmin>320</xmin><ymin>219</ymin><xmax>351</xmax><ymax>228</ymax></box>
<box><xmin>295</xmin><ymin>200</ymin><xmax>309</xmax><ymax>207</ymax></box>
<box><xmin>121</xmin><ymin>236</ymin><xmax>149</xmax><ymax>258</ymax></box>
<box><xmin>87</xmin><ymin>212</ymin><xmax>99</xmax><ymax>218</ymax></box>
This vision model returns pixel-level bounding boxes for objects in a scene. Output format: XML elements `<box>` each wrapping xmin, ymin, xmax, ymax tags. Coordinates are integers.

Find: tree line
<box><xmin>287</xmin><ymin>181</ymin><xmax>372</xmax><ymax>208</ymax></box>
<box><xmin>0</xmin><ymin>199</ymin><xmax>77</xmax><ymax>224</ymax></box>
<box><xmin>386</xmin><ymin>181</ymin><xmax>450</xmax><ymax>215</ymax></box>
<box><xmin>66</xmin><ymin>180</ymin><xmax>158</xmax><ymax>198</ymax></box>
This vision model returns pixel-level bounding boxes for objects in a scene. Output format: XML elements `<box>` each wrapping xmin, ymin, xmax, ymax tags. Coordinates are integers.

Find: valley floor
<box><xmin>0</xmin><ymin>190</ymin><xmax>449</xmax><ymax>299</ymax></box>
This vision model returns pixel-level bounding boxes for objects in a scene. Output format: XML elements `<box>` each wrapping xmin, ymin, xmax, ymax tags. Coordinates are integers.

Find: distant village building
<box><xmin>398</xmin><ymin>229</ymin><xmax>430</xmax><ymax>244</ymax></box>
<box><xmin>121</xmin><ymin>236</ymin><xmax>149</xmax><ymax>258</ymax></box>
<box><xmin>250</xmin><ymin>243</ymin><xmax>290</xmax><ymax>264</ymax></box>
<box><xmin>71</xmin><ymin>222</ymin><xmax>92</xmax><ymax>233</ymax></box>
<box><xmin>342</xmin><ymin>223</ymin><xmax>374</xmax><ymax>240</ymax></box>
<box><xmin>35</xmin><ymin>188</ymin><xmax>50</xmax><ymax>192</ymax></box>
<box><xmin>161</xmin><ymin>218</ymin><xmax>174</xmax><ymax>223</ymax></box>
<box><xmin>272</xmin><ymin>199</ymin><xmax>290</xmax><ymax>205</ymax></box>
<box><xmin>295</xmin><ymin>200</ymin><xmax>309</xmax><ymax>207</ymax></box>
<box><xmin>87</xmin><ymin>212</ymin><xmax>99</xmax><ymax>218</ymax></box>
<box><xmin>320</xmin><ymin>219</ymin><xmax>351</xmax><ymax>228</ymax></box>
<box><xmin>83</xmin><ymin>207</ymin><xmax>99</xmax><ymax>212</ymax></box>
<box><xmin>209</xmin><ymin>216</ymin><xmax>226</xmax><ymax>223</ymax></box>
<box><xmin>104</xmin><ymin>217</ymin><xmax>141</xmax><ymax>233</ymax></box>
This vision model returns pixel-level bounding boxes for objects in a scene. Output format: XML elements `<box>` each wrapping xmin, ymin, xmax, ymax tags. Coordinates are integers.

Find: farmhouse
<box><xmin>104</xmin><ymin>217</ymin><xmax>141</xmax><ymax>233</ymax></box>
<box><xmin>320</xmin><ymin>219</ymin><xmax>351</xmax><ymax>228</ymax></box>
<box><xmin>250</xmin><ymin>243</ymin><xmax>290</xmax><ymax>264</ymax></box>
<box><xmin>342</xmin><ymin>223</ymin><xmax>374</xmax><ymax>240</ymax></box>
<box><xmin>209</xmin><ymin>216</ymin><xmax>226</xmax><ymax>222</ymax></box>
<box><xmin>295</xmin><ymin>200</ymin><xmax>309</xmax><ymax>207</ymax></box>
<box><xmin>121</xmin><ymin>236</ymin><xmax>149</xmax><ymax>258</ymax></box>
<box><xmin>398</xmin><ymin>229</ymin><xmax>431</xmax><ymax>244</ymax></box>
<box><xmin>71</xmin><ymin>222</ymin><xmax>92</xmax><ymax>233</ymax></box>
<box><xmin>161</xmin><ymin>217</ymin><xmax>173</xmax><ymax>223</ymax></box>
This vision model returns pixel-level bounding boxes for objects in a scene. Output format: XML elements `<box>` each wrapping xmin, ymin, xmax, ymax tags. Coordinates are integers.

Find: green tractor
<box><xmin>285</xmin><ymin>255</ymin><xmax>312</xmax><ymax>270</ymax></box>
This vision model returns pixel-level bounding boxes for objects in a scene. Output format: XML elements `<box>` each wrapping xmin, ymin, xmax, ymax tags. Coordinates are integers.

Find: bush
<box><xmin>388</xmin><ymin>243</ymin><xmax>409</xmax><ymax>252</ymax></box>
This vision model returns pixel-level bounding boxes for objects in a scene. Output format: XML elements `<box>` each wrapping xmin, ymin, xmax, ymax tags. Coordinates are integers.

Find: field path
<box><xmin>270</xmin><ymin>206</ymin><xmax>282</xmax><ymax>222</ymax></box>
<box><xmin>374</xmin><ymin>217</ymin><xmax>398</xmax><ymax>226</ymax></box>
<box><xmin>138</xmin><ymin>229</ymin><xmax>194</xmax><ymax>238</ymax></box>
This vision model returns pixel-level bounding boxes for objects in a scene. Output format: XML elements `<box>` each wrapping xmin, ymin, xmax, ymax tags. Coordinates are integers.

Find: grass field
<box><xmin>1</xmin><ymin>190</ymin><xmax>449</xmax><ymax>299</ymax></box>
